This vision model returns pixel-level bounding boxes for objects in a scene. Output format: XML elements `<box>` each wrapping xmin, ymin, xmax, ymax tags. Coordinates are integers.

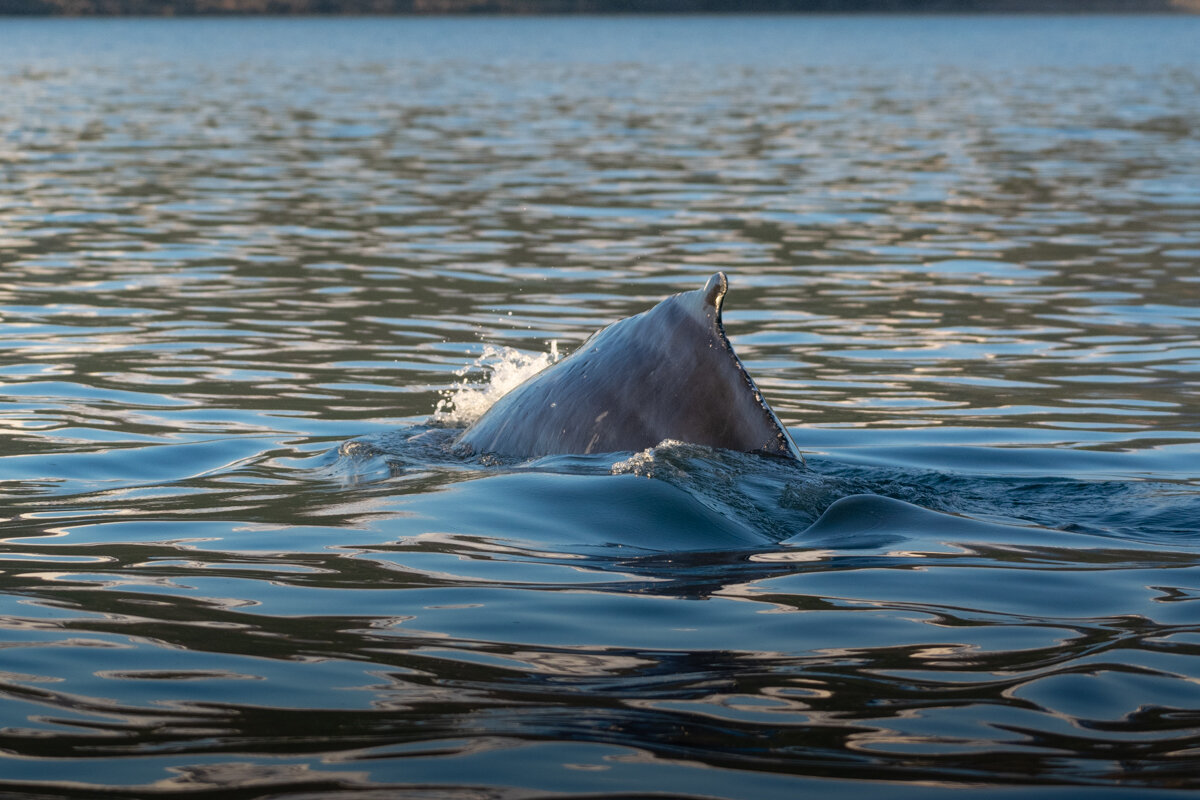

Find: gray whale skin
<box><xmin>456</xmin><ymin>273</ymin><xmax>801</xmax><ymax>460</ymax></box>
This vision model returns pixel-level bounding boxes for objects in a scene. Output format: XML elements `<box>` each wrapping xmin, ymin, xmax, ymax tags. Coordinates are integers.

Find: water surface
<box><xmin>1</xmin><ymin>14</ymin><xmax>1199</xmax><ymax>799</ymax></box>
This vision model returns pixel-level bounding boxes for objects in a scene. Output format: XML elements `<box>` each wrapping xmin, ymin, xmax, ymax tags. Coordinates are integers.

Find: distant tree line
<box><xmin>0</xmin><ymin>0</ymin><xmax>1193</xmax><ymax>14</ymax></box>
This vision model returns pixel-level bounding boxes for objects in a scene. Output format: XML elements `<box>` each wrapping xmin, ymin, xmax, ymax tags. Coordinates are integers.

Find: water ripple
<box><xmin>1</xmin><ymin>14</ymin><xmax>1199</xmax><ymax>800</ymax></box>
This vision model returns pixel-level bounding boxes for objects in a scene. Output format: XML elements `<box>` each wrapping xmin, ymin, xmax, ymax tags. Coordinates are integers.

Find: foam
<box><xmin>433</xmin><ymin>343</ymin><xmax>559</xmax><ymax>427</ymax></box>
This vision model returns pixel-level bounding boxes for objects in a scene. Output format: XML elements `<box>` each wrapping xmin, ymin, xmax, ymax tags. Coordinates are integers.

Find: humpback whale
<box><xmin>456</xmin><ymin>273</ymin><xmax>801</xmax><ymax>460</ymax></box>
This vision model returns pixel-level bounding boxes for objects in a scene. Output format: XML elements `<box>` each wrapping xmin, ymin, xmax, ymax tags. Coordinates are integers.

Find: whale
<box><xmin>455</xmin><ymin>273</ymin><xmax>801</xmax><ymax>460</ymax></box>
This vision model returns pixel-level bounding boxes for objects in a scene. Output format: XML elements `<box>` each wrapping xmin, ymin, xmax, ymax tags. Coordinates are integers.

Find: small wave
<box><xmin>431</xmin><ymin>342</ymin><xmax>559</xmax><ymax>427</ymax></box>
<box><xmin>610</xmin><ymin>439</ymin><xmax>693</xmax><ymax>479</ymax></box>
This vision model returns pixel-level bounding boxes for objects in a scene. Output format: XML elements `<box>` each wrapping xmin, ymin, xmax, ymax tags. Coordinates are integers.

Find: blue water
<box><xmin>1</xmin><ymin>14</ymin><xmax>1200</xmax><ymax>799</ymax></box>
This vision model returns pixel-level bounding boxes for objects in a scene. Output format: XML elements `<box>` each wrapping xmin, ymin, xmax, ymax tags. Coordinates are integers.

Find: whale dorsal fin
<box><xmin>456</xmin><ymin>272</ymin><xmax>800</xmax><ymax>460</ymax></box>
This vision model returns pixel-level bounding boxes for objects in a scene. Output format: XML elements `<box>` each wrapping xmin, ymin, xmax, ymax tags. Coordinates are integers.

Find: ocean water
<box><xmin>1</xmin><ymin>14</ymin><xmax>1199</xmax><ymax>799</ymax></box>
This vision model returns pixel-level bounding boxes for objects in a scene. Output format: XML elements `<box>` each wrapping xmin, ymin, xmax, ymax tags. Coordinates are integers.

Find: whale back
<box><xmin>455</xmin><ymin>272</ymin><xmax>800</xmax><ymax>460</ymax></box>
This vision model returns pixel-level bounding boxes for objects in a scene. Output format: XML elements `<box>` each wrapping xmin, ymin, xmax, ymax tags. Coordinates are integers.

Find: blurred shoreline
<box><xmin>3</xmin><ymin>0</ymin><xmax>1197</xmax><ymax>16</ymax></box>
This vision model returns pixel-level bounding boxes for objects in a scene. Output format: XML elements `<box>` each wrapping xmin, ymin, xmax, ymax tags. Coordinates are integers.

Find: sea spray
<box><xmin>433</xmin><ymin>342</ymin><xmax>560</xmax><ymax>427</ymax></box>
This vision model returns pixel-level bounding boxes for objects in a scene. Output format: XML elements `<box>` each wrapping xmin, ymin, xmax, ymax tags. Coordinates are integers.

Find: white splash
<box><xmin>433</xmin><ymin>343</ymin><xmax>559</xmax><ymax>427</ymax></box>
<box><xmin>610</xmin><ymin>440</ymin><xmax>690</xmax><ymax>478</ymax></box>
